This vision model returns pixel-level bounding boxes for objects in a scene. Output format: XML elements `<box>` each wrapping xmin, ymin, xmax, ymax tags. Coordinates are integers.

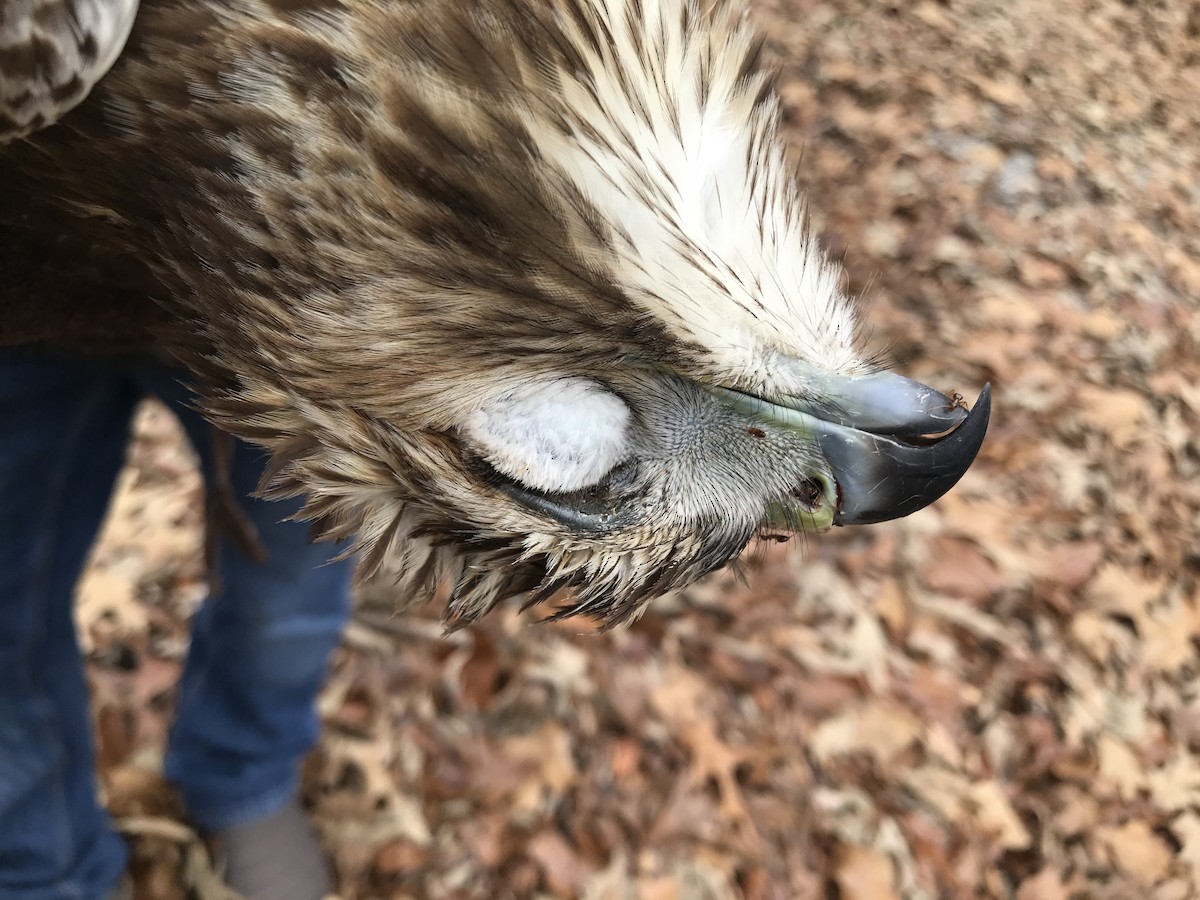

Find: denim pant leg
<box><xmin>147</xmin><ymin>377</ymin><xmax>356</xmax><ymax>830</ymax></box>
<box><xmin>0</xmin><ymin>351</ymin><xmax>138</xmax><ymax>899</ymax></box>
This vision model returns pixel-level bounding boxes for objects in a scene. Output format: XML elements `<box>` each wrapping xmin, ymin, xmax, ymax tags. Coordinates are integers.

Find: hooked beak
<box><xmin>812</xmin><ymin>379</ymin><xmax>990</xmax><ymax>524</ymax></box>
<box><xmin>715</xmin><ymin>372</ymin><xmax>991</xmax><ymax>527</ymax></box>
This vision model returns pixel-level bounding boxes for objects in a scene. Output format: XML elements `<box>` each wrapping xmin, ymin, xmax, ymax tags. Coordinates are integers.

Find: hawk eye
<box><xmin>473</xmin><ymin>458</ymin><xmax>640</xmax><ymax>532</ymax></box>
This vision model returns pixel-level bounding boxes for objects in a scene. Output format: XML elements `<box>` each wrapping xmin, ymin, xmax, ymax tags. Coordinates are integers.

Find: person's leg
<box><xmin>146</xmin><ymin>377</ymin><xmax>354</xmax><ymax>887</ymax></box>
<box><xmin>0</xmin><ymin>350</ymin><xmax>139</xmax><ymax>900</ymax></box>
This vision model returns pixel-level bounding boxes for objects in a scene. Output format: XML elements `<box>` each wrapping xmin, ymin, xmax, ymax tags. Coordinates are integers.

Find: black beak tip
<box><xmin>831</xmin><ymin>383</ymin><xmax>992</xmax><ymax>526</ymax></box>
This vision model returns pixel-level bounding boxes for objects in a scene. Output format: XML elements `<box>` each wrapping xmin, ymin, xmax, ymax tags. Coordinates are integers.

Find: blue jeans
<box><xmin>0</xmin><ymin>349</ymin><xmax>355</xmax><ymax>899</ymax></box>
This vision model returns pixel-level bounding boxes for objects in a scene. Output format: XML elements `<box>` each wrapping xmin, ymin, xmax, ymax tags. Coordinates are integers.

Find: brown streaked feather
<box><xmin>0</xmin><ymin>0</ymin><xmax>843</xmax><ymax>627</ymax></box>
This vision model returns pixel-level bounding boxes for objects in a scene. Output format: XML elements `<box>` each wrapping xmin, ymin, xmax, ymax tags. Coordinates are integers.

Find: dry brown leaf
<box><xmin>903</xmin><ymin>768</ymin><xmax>1029</xmax><ymax>850</ymax></box>
<box><xmin>835</xmin><ymin>845</ymin><xmax>898</xmax><ymax>900</ymax></box>
<box><xmin>978</xmin><ymin>284</ymin><xmax>1046</xmax><ymax>329</ymax></box>
<box><xmin>674</xmin><ymin>857</ymin><xmax>740</xmax><ymax>900</ymax></box>
<box><xmin>527</xmin><ymin>830</ymin><xmax>594</xmax><ymax>896</ymax></box>
<box><xmin>1075</xmin><ymin>386</ymin><xmax>1150</xmax><ymax>450</ymax></box>
<box><xmin>75</xmin><ymin>568</ymin><xmax>146</xmax><ymax>647</ymax></box>
<box><xmin>968</xmin><ymin>781</ymin><xmax>1031</xmax><ymax>850</ymax></box>
<box><xmin>458</xmin><ymin>628</ymin><xmax>504</xmax><ymax>710</ymax></box>
<box><xmin>1153</xmin><ymin>879</ymin><xmax>1194</xmax><ymax>900</ymax></box>
<box><xmin>1148</xmin><ymin>754</ymin><xmax>1200</xmax><ymax>814</ymax></box>
<box><xmin>1141</xmin><ymin>597</ymin><xmax>1200</xmax><ymax>674</ymax></box>
<box><xmin>372</xmin><ymin>838</ymin><xmax>429</xmax><ymax>878</ymax></box>
<box><xmin>1088</xmin><ymin>564</ymin><xmax>1168</xmax><ymax>627</ymax></box>
<box><xmin>972</xmin><ymin>75</ymin><xmax>1030</xmax><ymax>108</ymax></box>
<box><xmin>872</xmin><ymin>577</ymin><xmax>909</xmax><ymax>635</ymax></box>
<box><xmin>494</xmin><ymin>726</ymin><xmax>578</xmax><ymax>823</ymax></box>
<box><xmin>1170</xmin><ymin>812</ymin><xmax>1200</xmax><ymax>883</ymax></box>
<box><xmin>1096</xmin><ymin>735</ymin><xmax>1149</xmax><ymax>802</ymax></box>
<box><xmin>673</xmin><ymin>719</ymin><xmax>763</xmax><ymax>855</ymax></box>
<box><xmin>1015</xmin><ymin>868</ymin><xmax>1073</xmax><ymax>900</ymax></box>
<box><xmin>634</xmin><ymin>875</ymin><xmax>680</xmax><ymax>900</ymax></box>
<box><xmin>1034</xmin><ymin>541</ymin><xmax>1105</xmax><ymax>590</ymax></box>
<box><xmin>1079</xmin><ymin>309</ymin><xmax>1123</xmax><ymax>340</ymax></box>
<box><xmin>933</xmin><ymin>494</ymin><xmax>1031</xmax><ymax>580</ymax></box>
<box><xmin>1096</xmin><ymin>820</ymin><xmax>1173</xmax><ymax>885</ymax></box>
<box><xmin>578</xmin><ymin>853</ymin><xmax>635</xmax><ymax>900</ymax></box>
<box><xmin>920</xmin><ymin>537</ymin><xmax>1005</xmax><ymax>602</ymax></box>
<box><xmin>809</xmin><ymin>700</ymin><xmax>922</xmax><ymax>766</ymax></box>
<box><xmin>650</xmin><ymin>665</ymin><xmax>709</xmax><ymax>730</ymax></box>
<box><xmin>1052</xmin><ymin>788</ymin><xmax>1101</xmax><ymax>838</ymax></box>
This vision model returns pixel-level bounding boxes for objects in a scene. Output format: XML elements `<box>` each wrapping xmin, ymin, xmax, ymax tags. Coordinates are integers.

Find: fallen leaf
<box><xmin>810</xmin><ymin>700</ymin><xmax>923</xmax><ymax>766</ymax></box>
<box><xmin>1015</xmin><ymin>867</ymin><xmax>1073</xmax><ymax>900</ymax></box>
<box><xmin>1075</xmin><ymin>386</ymin><xmax>1150</xmax><ymax>450</ymax></box>
<box><xmin>1096</xmin><ymin>820</ymin><xmax>1173</xmax><ymax>884</ymax></box>
<box><xmin>968</xmin><ymin>780</ymin><xmax>1030</xmax><ymax>850</ymax></box>
<box><xmin>835</xmin><ymin>845</ymin><xmax>898</xmax><ymax>900</ymax></box>
<box><xmin>527</xmin><ymin>830</ymin><xmax>594</xmax><ymax>896</ymax></box>
<box><xmin>921</xmin><ymin>537</ymin><xmax>1005</xmax><ymax>602</ymax></box>
<box><xmin>502</xmin><ymin>723</ymin><xmax>579</xmax><ymax>816</ymax></box>
<box><xmin>1096</xmin><ymin>735</ymin><xmax>1149</xmax><ymax>802</ymax></box>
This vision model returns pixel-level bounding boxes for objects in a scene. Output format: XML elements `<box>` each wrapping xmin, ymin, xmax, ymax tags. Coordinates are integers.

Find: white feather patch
<box><xmin>463</xmin><ymin>379</ymin><xmax>630</xmax><ymax>493</ymax></box>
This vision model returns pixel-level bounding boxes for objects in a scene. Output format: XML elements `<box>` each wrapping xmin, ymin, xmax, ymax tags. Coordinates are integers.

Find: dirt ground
<box><xmin>77</xmin><ymin>1</ymin><xmax>1200</xmax><ymax>898</ymax></box>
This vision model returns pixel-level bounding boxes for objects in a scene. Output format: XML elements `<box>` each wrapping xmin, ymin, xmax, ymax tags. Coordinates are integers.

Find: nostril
<box><xmin>791</xmin><ymin>477</ymin><xmax>824</xmax><ymax>510</ymax></box>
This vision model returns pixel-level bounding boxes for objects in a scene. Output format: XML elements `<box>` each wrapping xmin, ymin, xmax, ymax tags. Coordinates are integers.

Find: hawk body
<box><xmin>0</xmin><ymin>0</ymin><xmax>989</xmax><ymax>626</ymax></box>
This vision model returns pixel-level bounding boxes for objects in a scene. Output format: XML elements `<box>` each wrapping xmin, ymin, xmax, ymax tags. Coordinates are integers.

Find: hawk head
<box><xmin>2</xmin><ymin>0</ymin><xmax>989</xmax><ymax>627</ymax></box>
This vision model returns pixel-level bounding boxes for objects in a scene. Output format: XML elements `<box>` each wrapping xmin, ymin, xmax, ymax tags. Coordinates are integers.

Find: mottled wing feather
<box><xmin>0</xmin><ymin>0</ymin><xmax>137</xmax><ymax>141</ymax></box>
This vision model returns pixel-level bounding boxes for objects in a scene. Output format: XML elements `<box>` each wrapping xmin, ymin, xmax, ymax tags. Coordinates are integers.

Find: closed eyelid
<box><xmin>460</xmin><ymin>378</ymin><xmax>631</xmax><ymax>493</ymax></box>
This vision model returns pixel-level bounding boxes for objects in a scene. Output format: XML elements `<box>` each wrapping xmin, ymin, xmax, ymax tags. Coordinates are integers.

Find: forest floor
<box><xmin>81</xmin><ymin>1</ymin><xmax>1200</xmax><ymax>897</ymax></box>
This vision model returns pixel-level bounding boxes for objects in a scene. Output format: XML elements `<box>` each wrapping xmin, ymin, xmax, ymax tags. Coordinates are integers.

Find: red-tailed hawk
<box><xmin>0</xmin><ymin>0</ymin><xmax>989</xmax><ymax>627</ymax></box>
